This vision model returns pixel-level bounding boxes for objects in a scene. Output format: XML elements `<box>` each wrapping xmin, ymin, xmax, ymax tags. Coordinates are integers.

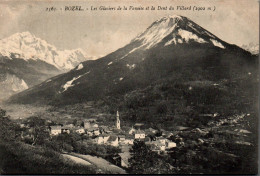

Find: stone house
<box><xmin>152</xmin><ymin>141</ymin><xmax>166</xmax><ymax>151</ymax></box>
<box><xmin>128</xmin><ymin>126</ymin><xmax>136</xmax><ymax>135</ymax></box>
<box><xmin>84</xmin><ymin>121</ymin><xmax>91</xmax><ymax>129</ymax></box>
<box><xmin>166</xmin><ymin>141</ymin><xmax>177</xmax><ymax>148</ymax></box>
<box><xmin>124</xmin><ymin>135</ymin><xmax>134</xmax><ymax>145</ymax></box>
<box><xmin>156</xmin><ymin>136</ymin><xmax>167</xmax><ymax>145</ymax></box>
<box><xmin>50</xmin><ymin>125</ymin><xmax>62</xmax><ymax>136</ymax></box>
<box><xmin>75</xmin><ymin>127</ymin><xmax>85</xmax><ymax>134</ymax></box>
<box><xmin>118</xmin><ymin>135</ymin><xmax>126</xmax><ymax>143</ymax></box>
<box><xmin>87</xmin><ymin>127</ymin><xmax>100</xmax><ymax>136</ymax></box>
<box><xmin>134</xmin><ymin>130</ymin><xmax>145</xmax><ymax>139</ymax></box>
<box><xmin>107</xmin><ymin>135</ymin><xmax>119</xmax><ymax>146</ymax></box>
<box><xmin>61</xmin><ymin>125</ymin><xmax>73</xmax><ymax>134</ymax></box>
<box><xmin>96</xmin><ymin>134</ymin><xmax>110</xmax><ymax>144</ymax></box>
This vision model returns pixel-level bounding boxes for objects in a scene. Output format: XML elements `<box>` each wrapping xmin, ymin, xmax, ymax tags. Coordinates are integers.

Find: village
<box><xmin>52</xmin><ymin>111</ymin><xmax>179</xmax><ymax>167</ymax></box>
<box><xmin>17</xmin><ymin>106</ymin><xmax>253</xmax><ymax>170</ymax></box>
<box><xmin>19</xmin><ymin>111</ymin><xmax>178</xmax><ymax>168</ymax></box>
<box><xmin>4</xmin><ymin>104</ymin><xmax>255</xmax><ymax>173</ymax></box>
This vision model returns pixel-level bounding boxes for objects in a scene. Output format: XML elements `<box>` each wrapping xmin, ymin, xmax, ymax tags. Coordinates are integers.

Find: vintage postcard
<box><xmin>0</xmin><ymin>0</ymin><xmax>258</xmax><ymax>174</ymax></box>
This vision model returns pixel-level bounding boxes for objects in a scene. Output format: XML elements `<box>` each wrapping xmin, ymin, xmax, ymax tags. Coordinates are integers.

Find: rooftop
<box><xmin>134</xmin><ymin>123</ymin><xmax>144</xmax><ymax>127</ymax></box>
<box><xmin>84</xmin><ymin>118</ymin><xmax>97</xmax><ymax>122</ymax></box>
<box><xmin>98</xmin><ymin>133</ymin><xmax>110</xmax><ymax>137</ymax></box>
<box><xmin>87</xmin><ymin>127</ymin><xmax>99</xmax><ymax>131</ymax></box>
<box><xmin>125</xmin><ymin>134</ymin><xmax>134</xmax><ymax>139</ymax></box>
<box><xmin>50</xmin><ymin>125</ymin><xmax>61</xmax><ymax>130</ymax></box>
<box><xmin>157</xmin><ymin>136</ymin><xmax>166</xmax><ymax>140</ymax></box>
<box><xmin>135</xmin><ymin>129</ymin><xmax>145</xmax><ymax>134</ymax></box>
<box><xmin>75</xmin><ymin>127</ymin><xmax>85</xmax><ymax>130</ymax></box>
<box><xmin>107</xmin><ymin>135</ymin><xmax>118</xmax><ymax>142</ymax></box>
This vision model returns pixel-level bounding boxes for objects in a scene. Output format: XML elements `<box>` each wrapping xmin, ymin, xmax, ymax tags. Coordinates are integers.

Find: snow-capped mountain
<box><xmin>131</xmin><ymin>15</ymin><xmax>225</xmax><ymax>50</ymax></box>
<box><xmin>8</xmin><ymin>15</ymin><xmax>256</xmax><ymax>105</ymax></box>
<box><xmin>0</xmin><ymin>31</ymin><xmax>95</xmax><ymax>101</ymax></box>
<box><xmin>0</xmin><ymin>31</ymin><xmax>89</xmax><ymax>70</ymax></box>
<box><xmin>241</xmin><ymin>43</ymin><xmax>259</xmax><ymax>55</ymax></box>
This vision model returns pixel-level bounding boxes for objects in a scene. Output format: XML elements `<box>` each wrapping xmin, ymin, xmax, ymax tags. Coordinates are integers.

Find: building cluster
<box><xmin>49</xmin><ymin>118</ymin><xmax>100</xmax><ymax>136</ymax></box>
<box><xmin>20</xmin><ymin>111</ymin><xmax>178</xmax><ymax>169</ymax></box>
<box><xmin>49</xmin><ymin>111</ymin><xmax>177</xmax><ymax>152</ymax></box>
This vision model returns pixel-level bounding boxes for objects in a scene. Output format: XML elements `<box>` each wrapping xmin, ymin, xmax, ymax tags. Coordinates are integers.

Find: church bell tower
<box><xmin>116</xmin><ymin>110</ymin><xmax>120</xmax><ymax>130</ymax></box>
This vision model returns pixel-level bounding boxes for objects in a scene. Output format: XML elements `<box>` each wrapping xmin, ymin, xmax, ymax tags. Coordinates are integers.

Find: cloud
<box><xmin>0</xmin><ymin>0</ymin><xmax>258</xmax><ymax>57</ymax></box>
<box><xmin>0</xmin><ymin>3</ymin><xmax>28</xmax><ymax>37</ymax></box>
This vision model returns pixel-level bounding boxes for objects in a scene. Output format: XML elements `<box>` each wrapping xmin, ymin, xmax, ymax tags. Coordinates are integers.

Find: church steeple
<box><xmin>116</xmin><ymin>110</ymin><xmax>120</xmax><ymax>129</ymax></box>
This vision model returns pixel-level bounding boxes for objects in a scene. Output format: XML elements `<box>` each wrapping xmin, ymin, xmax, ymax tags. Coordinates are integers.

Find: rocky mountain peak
<box><xmin>0</xmin><ymin>31</ymin><xmax>91</xmax><ymax>70</ymax></box>
<box><xmin>131</xmin><ymin>15</ymin><xmax>225</xmax><ymax>50</ymax></box>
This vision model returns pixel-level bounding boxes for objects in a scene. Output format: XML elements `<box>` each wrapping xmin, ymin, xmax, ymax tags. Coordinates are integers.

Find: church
<box><xmin>116</xmin><ymin>110</ymin><xmax>120</xmax><ymax>130</ymax></box>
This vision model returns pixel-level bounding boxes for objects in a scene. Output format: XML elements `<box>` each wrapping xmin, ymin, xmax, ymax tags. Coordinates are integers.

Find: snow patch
<box><xmin>165</xmin><ymin>38</ymin><xmax>177</xmax><ymax>46</ymax></box>
<box><xmin>62</xmin><ymin>76</ymin><xmax>80</xmax><ymax>92</ymax></box>
<box><xmin>21</xmin><ymin>79</ymin><xmax>29</xmax><ymax>89</ymax></box>
<box><xmin>178</xmin><ymin>29</ymin><xmax>206</xmax><ymax>43</ymax></box>
<box><xmin>235</xmin><ymin>141</ymin><xmax>252</xmax><ymax>146</ymax></box>
<box><xmin>205</xmin><ymin>31</ymin><xmax>216</xmax><ymax>39</ymax></box>
<box><xmin>134</xmin><ymin>16</ymin><xmax>180</xmax><ymax>49</ymax></box>
<box><xmin>177</xmin><ymin>39</ymin><xmax>183</xmax><ymax>43</ymax></box>
<box><xmin>119</xmin><ymin>46</ymin><xmax>142</xmax><ymax>60</ymax></box>
<box><xmin>241</xmin><ymin>43</ymin><xmax>259</xmax><ymax>55</ymax></box>
<box><xmin>188</xmin><ymin>22</ymin><xmax>201</xmax><ymax>34</ymax></box>
<box><xmin>126</xmin><ymin>64</ymin><xmax>136</xmax><ymax>69</ymax></box>
<box><xmin>61</xmin><ymin>71</ymin><xmax>90</xmax><ymax>92</ymax></box>
<box><xmin>234</xmin><ymin>129</ymin><xmax>251</xmax><ymax>134</ymax></box>
<box><xmin>210</xmin><ymin>39</ymin><xmax>225</xmax><ymax>49</ymax></box>
<box><xmin>76</xmin><ymin>63</ymin><xmax>84</xmax><ymax>70</ymax></box>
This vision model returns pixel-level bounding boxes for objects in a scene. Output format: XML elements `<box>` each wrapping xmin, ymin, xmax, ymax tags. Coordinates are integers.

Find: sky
<box><xmin>0</xmin><ymin>0</ymin><xmax>259</xmax><ymax>57</ymax></box>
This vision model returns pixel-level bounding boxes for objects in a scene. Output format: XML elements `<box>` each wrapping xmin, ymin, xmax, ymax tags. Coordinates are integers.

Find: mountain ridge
<box><xmin>7</xmin><ymin>15</ymin><xmax>257</xmax><ymax>105</ymax></box>
<box><xmin>0</xmin><ymin>31</ymin><xmax>95</xmax><ymax>101</ymax></box>
<box><xmin>0</xmin><ymin>31</ymin><xmax>91</xmax><ymax>70</ymax></box>
<box><xmin>241</xmin><ymin>43</ymin><xmax>259</xmax><ymax>55</ymax></box>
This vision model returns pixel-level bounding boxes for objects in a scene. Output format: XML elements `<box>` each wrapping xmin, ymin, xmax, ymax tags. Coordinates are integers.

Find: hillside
<box><xmin>0</xmin><ymin>54</ymin><xmax>61</xmax><ymax>101</ymax></box>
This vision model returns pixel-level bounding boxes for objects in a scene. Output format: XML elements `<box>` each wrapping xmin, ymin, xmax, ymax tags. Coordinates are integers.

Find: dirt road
<box><xmin>71</xmin><ymin>153</ymin><xmax>127</xmax><ymax>174</ymax></box>
<box><xmin>62</xmin><ymin>154</ymin><xmax>92</xmax><ymax>165</ymax></box>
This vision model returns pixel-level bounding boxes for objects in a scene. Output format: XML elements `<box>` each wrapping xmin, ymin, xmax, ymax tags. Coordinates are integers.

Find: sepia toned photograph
<box><xmin>0</xmin><ymin>0</ymin><xmax>258</xmax><ymax>174</ymax></box>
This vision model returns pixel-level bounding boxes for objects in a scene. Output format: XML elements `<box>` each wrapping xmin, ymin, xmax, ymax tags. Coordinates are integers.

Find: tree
<box><xmin>129</xmin><ymin>140</ymin><xmax>174</xmax><ymax>174</ymax></box>
<box><xmin>73</xmin><ymin>119</ymin><xmax>77</xmax><ymax>126</ymax></box>
<box><xmin>25</xmin><ymin>116</ymin><xmax>49</xmax><ymax>145</ymax></box>
<box><xmin>156</xmin><ymin>102</ymin><xmax>168</xmax><ymax>114</ymax></box>
<box><xmin>129</xmin><ymin>141</ymin><xmax>152</xmax><ymax>173</ymax></box>
<box><xmin>0</xmin><ymin>108</ymin><xmax>19</xmax><ymax>141</ymax></box>
<box><xmin>144</xmin><ymin>159</ymin><xmax>174</xmax><ymax>174</ymax></box>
